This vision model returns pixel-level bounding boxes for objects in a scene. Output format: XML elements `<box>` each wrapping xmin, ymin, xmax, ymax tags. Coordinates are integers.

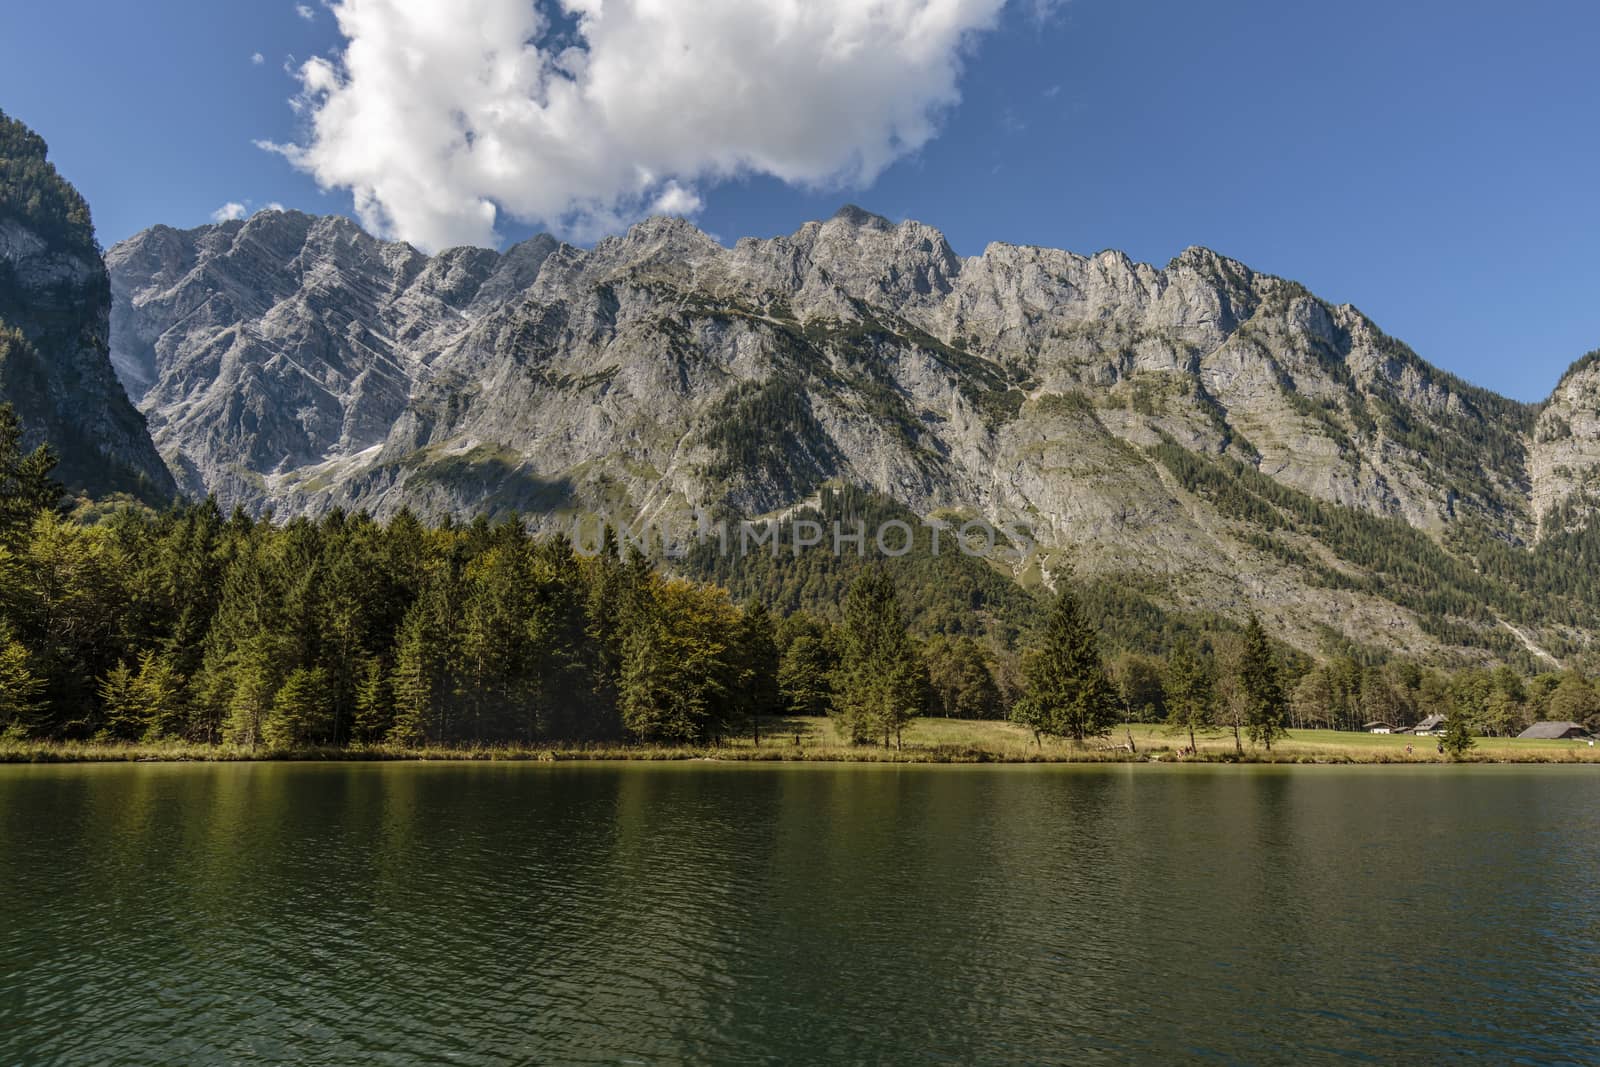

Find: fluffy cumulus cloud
<box><xmin>262</xmin><ymin>0</ymin><xmax>1016</xmax><ymax>250</ymax></box>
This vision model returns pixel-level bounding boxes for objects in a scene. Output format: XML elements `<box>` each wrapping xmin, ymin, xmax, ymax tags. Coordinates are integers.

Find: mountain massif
<box><xmin>0</xmin><ymin>111</ymin><xmax>175</xmax><ymax>501</ymax></box>
<box><xmin>99</xmin><ymin>204</ymin><xmax>1600</xmax><ymax>667</ymax></box>
<box><xmin>2</xmin><ymin>95</ymin><xmax>1594</xmax><ymax>669</ymax></box>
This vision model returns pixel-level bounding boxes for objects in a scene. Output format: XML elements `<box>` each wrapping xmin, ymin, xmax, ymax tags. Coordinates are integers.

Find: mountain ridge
<box><xmin>103</xmin><ymin>203</ymin><xmax>1600</xmax><ymax>666</ymax></box>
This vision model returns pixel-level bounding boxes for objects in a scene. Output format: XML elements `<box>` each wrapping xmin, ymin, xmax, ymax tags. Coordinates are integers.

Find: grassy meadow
<box><xmin>2</xmin><ymin>717</ymin><xmax>1597</xmax><ymax>764</ymax></box>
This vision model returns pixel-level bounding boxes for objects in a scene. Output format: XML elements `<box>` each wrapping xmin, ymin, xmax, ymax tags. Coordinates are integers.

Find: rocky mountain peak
<box><xmin>1531</xmin><ymin>349</ymin><xmax>1600</xmax><ymax>532</ymax></box>
<box><xmin>0</xmin><ymin>109</ymin><xmax>176</xmax><ymax>502</ymax></box>
<box><xmin>829</xmin><ymin>203</ymin><xmax>895</xmax><ymax>230</ymax></box>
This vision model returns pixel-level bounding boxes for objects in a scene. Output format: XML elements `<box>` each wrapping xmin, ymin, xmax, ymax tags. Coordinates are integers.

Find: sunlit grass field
<box><xmin>3</xmin><ymin>717</ymin><xmax>1596</xmax><ymax>763</ymax></box>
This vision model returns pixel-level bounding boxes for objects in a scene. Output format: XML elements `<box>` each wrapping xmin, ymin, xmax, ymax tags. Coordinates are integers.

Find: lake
<box><xmin>2</xmin><ymin>762</ymin><xmax>1598</xmax><ymax>1064</ymax></box>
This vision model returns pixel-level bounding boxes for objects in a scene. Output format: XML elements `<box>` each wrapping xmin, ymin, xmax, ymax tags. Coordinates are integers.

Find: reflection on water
<box><xmin>2</xmin><ymin>763</ymin><xmax>1597</xmax><ymax>1063</ymax></box>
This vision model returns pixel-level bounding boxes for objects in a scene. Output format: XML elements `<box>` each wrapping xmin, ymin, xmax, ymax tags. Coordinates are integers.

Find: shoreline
<box><xmin>4</xmin><ymin>736</ymin><xmax>1598</xmax><ymax>767</ymax></box>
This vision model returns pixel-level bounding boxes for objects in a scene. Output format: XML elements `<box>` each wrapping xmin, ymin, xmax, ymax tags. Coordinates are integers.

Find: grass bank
<box><xmin>2</xmin><ymin>719</ymin><xmax>1598</xmax><ymax>765</ymax></box>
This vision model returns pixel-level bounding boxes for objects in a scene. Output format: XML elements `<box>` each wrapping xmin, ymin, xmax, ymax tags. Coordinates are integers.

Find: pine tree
<box><xmin>1164</xmin><ymin>637</ymin><xmax>1214</xmax><ymax>753</ymax></box>
<box><xmin>1010</xmin><ymin>572</ymin><xmax>1117</xmax><ymax>745</ymax></box>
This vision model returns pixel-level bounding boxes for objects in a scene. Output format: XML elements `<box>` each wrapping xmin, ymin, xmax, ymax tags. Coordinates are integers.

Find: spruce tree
<box><xmin>1441</xmin><ymin>713</ymin><xmax>1475</xmax><ymax>760</ymax></box>
<box><xmin>390</xmin><ymin>595</ymin><xmax>448</xmax><ymax>747</ymax></box>
<box><xmin>735</xmin><ymin>599</ymin><xmax>782</xmax><ymax>745</ymax></box>
<box><xmin>223</xmin><ymin>635</ymin><xmax>279</xmax><ymax>748</ymax></box>
<box><xmin>0</xmin><ymin>625</ymin><xmax>44</xmax><ymax>737</ymax></box>
<box><xmin>352</xmin><ymin>656</ymin><xmax>393</xmax><ymax>743</ymax></box>
<box><xmin>98</xmin><ymin>661</ymin><xmax>142</xmax><ymax>740</ymax></box>
<box><xmin>1164</xmin><ymin>637</ymin><xmax>1214</xmax><ymax>753</ymax></box>
<box><xmin>778</xmin><ymin>633</ymin><xmax>834</xmax><ymax>717</ymax></box>
<box><xmin>264</xmin><ymin>667</ymin><xmax>332</xmax><ymax>749</ymax></box>
<box><xmin>834</xmin><ymin>569</ymin><xmax>922</xmax><ymax>748</ymax></box>
<box><xmin>1239</xmin><ymin>615</ymin><xmax>1289</xmax><ymax>751</ymax></box>
<box><xmin>0</xmin><ymin>403</ymin><xmax>61</xmax><ymax>547</ymax></box>
<box><xmin>1011</xmin><ymin>571</ymin><xmax>1117</xmax><ymax>744</ymax></box>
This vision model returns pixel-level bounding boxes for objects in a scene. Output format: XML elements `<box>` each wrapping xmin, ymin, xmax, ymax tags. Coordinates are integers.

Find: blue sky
<box><xmin>1</xmin><ymin>0</ymin><xmax>1596</xmax><ymax>401</ymax></box>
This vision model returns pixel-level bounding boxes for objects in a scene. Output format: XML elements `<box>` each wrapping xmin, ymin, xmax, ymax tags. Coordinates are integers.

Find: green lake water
<box><xmin>2</xmin><ymin>762</ymin><xmax>1598</xmax><ymax>1064</ymax></box>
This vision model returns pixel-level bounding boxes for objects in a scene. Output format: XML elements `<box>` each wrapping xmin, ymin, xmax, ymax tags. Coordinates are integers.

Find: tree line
<box><xmin>1</xmin><ymin>405</ymin><xmax>1596</xmax><ymax>751</ymax></box>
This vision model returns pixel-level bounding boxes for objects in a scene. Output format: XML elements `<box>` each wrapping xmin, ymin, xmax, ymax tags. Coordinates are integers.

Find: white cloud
<box><xmin>212</xmin><ymin>201</ymin><xmax>290</xmax><ymax>222</ymax></box>
<box><xmin>295</xmin><ymin>4</ymin><xmax>316</xmax><ymax>19</ymax></box>
<box><xmin>649</xmin><ymin>182</ymin><xmax>704</xmax><ymax>219</ymax></box>
<box><xmin>252</xmin><ymin>52</ymin><xmax>266</xmax><ymax>65</ymax></box>
<box><xmin>264</xmin><ymin>0</ymin><xmax>1027</xmax><ymax>250</ymax></box>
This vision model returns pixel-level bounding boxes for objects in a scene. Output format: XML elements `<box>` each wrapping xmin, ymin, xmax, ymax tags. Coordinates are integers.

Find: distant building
<box><xmin>1517</xmin><ymin>721</ymin><xmax>1591</xmax><ymax>740</ymax></box>
<box><xmin>1363</xmin><ymin>722</ymin><xmax>1396</xmax><ymax>734</ymax></box>
<box><xmin>1410</xmin><ymin>715</ymin><xmax>1446</xmax><ymax>736</ymax></box>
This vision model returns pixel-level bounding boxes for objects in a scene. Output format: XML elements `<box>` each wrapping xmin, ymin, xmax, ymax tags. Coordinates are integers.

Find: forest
<box><xmin>1</xmin><ymin>404</ymin><xmax>1597</xmax><ymax>751</ymax></box>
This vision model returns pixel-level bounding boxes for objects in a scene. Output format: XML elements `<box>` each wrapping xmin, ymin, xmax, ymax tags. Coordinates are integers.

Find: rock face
<box><xmin>0</xmin><ymin>111</ymin><xmax>175</xmax><ymax>501</ymax></box>
<box><xmin>1531</xmin><ymin>353</ymin><xmax>1600</xmax><ymax>535</ymax></box>
<box><xmin>107</xmin><ymin>204</ymin><xmax>1594</xmax><ymax>661</ymax></box>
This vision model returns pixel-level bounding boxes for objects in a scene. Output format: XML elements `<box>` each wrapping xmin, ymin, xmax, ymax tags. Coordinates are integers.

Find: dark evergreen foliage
<box><xmin>0</xmin><ymin>110</ymin><xmax>98</xmax><ymax>260</ymax></box>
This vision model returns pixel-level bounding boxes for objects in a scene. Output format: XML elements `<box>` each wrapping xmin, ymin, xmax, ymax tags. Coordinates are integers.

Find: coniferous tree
<box><xmin>223</xmin><ymin>635</ymin><xmax>280</xmax><ymax>747</ymax></box>
<box><xmin>777</xmin><ymin>612</ymin><xmax>837</xmax><ymax>718</ymax></box>
<box><xmin>834</xmin><ymin>569</ymin><xmax>923</xmax><ymax>747</ymax></box>
<box><xmin>0</xmin><ymin>624</ymin><xmax>44</xmax><ymax>737</ymax></box>
<box><xmin>264</xmin><ymin>667</ymin><xmax>332</xmax><ymax>748</ymax></box>
<box><xmin>1441</xmin><ymin>712</ymin><xmax>1475</xmax><ymax>760</ymax></box>
<box><xmin>389</xmin><ymin>593</ymin><xmax>450</xmax><ymax>746</ymax></box>
<box><xmin>459</xmin><ymin>537</ymin><xmax>538</xmax><ymax>743</ymax></box>
<box><xmin>528</xmin><ymin>536</ymin><xmax>607</xmax><ymax>740</ymax></box>
<box><xmin>352</xmin><ymin>656</ymin><xmax>393</xmax><ymax>743</ymax></box>
<box><xmin>777</xmin><ymin>633</ymin><xmax>834</xmax><ymax>717</ymax></box>
<box><xmin>1164</xmin><ymin>637</ymin><xmax>1214</xmax><ymax>752</ymax></box>
<box><xmin>0</xmin><ymin>403</ymin><xmax>62</xmax><ymax>547</ymax></box>
<box><xmin>1239</xmin><ymin>616</ymin><xmax>1288</xmax><ymax>751</ymax></box>
<box><xmin>10</xmin><ymin>513</ymin><xmax>125</xmax><ymax>736</ymax></box>
<box><xmin>1011</xmin><ymin>572</ymin><xmax>1117</xmax><ymax>745</ymax></box>
<box><xmin>735</xmin><ymin>599</ymin><xmax>782</xmax><ymax>745</ymax></box>
<box><xmin>98</xmin><ymin>661</ymin><xmax>141</xmax><ymax>739</ymax></box>
<box><xmin>98</xmin><ymin>650</ymin><xmax>185</xmax><ymax>741</ymax></box>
